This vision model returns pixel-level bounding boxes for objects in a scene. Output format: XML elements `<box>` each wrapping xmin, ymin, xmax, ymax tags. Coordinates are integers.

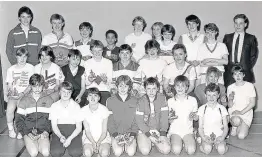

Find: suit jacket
<box><xmin>223</xmin><ymin>32</ymin><xmax>258</xmax><ymax>86</ymax></box>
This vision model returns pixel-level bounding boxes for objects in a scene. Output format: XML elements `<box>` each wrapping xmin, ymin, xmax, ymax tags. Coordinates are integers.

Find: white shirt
<box><xmin>49</xmin><ymin>99</ymin><xmax>82</xmax><ymax>124</ymax></box>
<box><xmin>168</xmin><ymin>96</ymin><xmax>198</xmax><ymax>134</ymax></box>
<box><xmin>163</xmin><ymin>62</ymin><xmax>196</xmax><ymax>85</ymax></box>
<box><xmin>6</xmin><ymin>63</ymin><xmax>34</xmax><ymax>93</ymax></box>
<box><xmin>81</xmin><ymin>104</ymin><xmax>110</xmax><ymax>142</ymax></box>
<box><xmin>84</xmin><ymin>57</ymin><xmax>113</xmax><ymax>91</ymax></box>
<box><xmin>125</xmin><ymin>32</ymin><xmax>152</xmax><ymax>61</ymax></box>
<box><xmin>232</xmin><ymin>32</ymin><xmax>245</xmax><ymax>63</ymax></box>
<box><xmin>34</xmin><ymin>63</ymin><xmax>65</xmax><ymax>90</ymax></box>
<box><xmin>197</xmin><ymin>103</ymin><xmax>228</xmax><ymax>136</ymax></box>
<box><xmin>42</xmin><ymin>32</ymin><xmax>74</xmax><ymax>49</ymax></box>
<box><xmin>159</xmin><ymin>40</ymin><xmax>176</xmax><ymax>64</ymax></box>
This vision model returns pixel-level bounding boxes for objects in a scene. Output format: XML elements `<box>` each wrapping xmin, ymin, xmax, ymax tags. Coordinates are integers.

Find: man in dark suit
<box><xmin>223</xmin><ymin>14</ymin><xmax>258</xmax><ymax>87</ymax></box>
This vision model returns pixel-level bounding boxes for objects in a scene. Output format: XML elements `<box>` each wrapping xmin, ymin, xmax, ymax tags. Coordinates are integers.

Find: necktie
<box><xmin>234</xmin><ymin>34</ymin><xmax>240</xmax><ymax>63</ymax></box>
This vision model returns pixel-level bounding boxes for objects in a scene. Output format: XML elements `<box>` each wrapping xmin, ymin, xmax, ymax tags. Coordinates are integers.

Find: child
<box><xmin>168</xmin><ymin>75</ymin><xmax>198</xmax><ymax>155</ymax></box>
<box><xmin>6</xmin><ymin>6</ymin><xmax>42</xmax><ymax>66</ymax></box>
<box><xmin>103</xmin><ymin>30</ymin><xmax>120</xmax><ymax>63</ymax></box>
<box><xmin>178</xmin><ymin>15</ymin><xmax>206</xmax><ymax>66</ymax></box>
<box><xmin>196</xmin><ymin>23</ymin><xmax>228</xmax><ymax>85</ymax></box>
<box><xmin>125</xmin><ymin>16</ymin><xmax>152</xmax><ymax>62</ymax></box>
<box><xmin>107</xmin><ymin>75</ymin><xmax>138</xmax><ymax>156</ymax></box>
<box><xmin>34</xmin><ymin>46</ymin><xmax>65</xmax><ymax>92</ymax></box>
<box><xmin>195</xmin><ymin>66</ymin><xmax>227</xmax><ymax>107</ymax></box>
<box><xmin>6</xmin><ymin>47</ymin><xmax>34</xmax><ymax>138</ymax></box>
<box><xmin>49</xmin><ymin>81</ymin><xmax>83</xmax><ymax>157</ymax></box>
<box><xmin>198</xmin><ymin>83</ymin><xmax>228</xmax><ymax>155</ymax></box>
<box><xmin>61</xmin><ymin>49</ymin><xmax>87</xmax><ymax>107</ymax></box>
<box><xmin>227</xmin><ymin>65</ymin><xmax>256</xmax><ymax>139</ymax></box>
<box><xmin>151</xmin><ymin>22</ymin><xmax>164</xmax><ymax>43</ymax></box>
<box><xmin>84</xmin><ymin>40</ymin><xmax>113</xmax><ymax>105</ymax></box>
<box><xmin>81</xmin><ymin>87</ymin><xmax>111</xmax><ymax>157</ymax></box>
<box><xmin>74</xmin><ymin>22</ymin><xmax>94</xmax><ymax>66</ymax></box>
<box><xmin>159</xmin><ymin>24</ymin><xmax>176</xmax><ymax>64</ymax></box>
<box><xmin>135</xmin><ymin>77</ymin><xmax>170</xmax><ymax>155</ymax></box>
<box><xmin>15</xmin><ymin>74</ymin><xmax>53</xmax><ymax>157</ymax></box>
<box><xmin>42</xmin><ymin>14</ymin><xmax>74</xmax><ymax>67</ymax></box>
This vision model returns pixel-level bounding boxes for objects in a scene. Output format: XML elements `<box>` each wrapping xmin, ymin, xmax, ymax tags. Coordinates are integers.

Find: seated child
<box><xmin>6</xmin><ymin>47</ymin><xmax>34</xmax><ymax>138</ymax></box>
<box><xmin>49</xmin><ymin>81</ymin><xmax>83</xmax><ymax>157</ymax></box>
<box><xmin>15</xmin><ymin>74</ymin><xmax>53</xmax><ymax>157</ymax></box>
<box><xmin>103</xmin><ymin>30</ymin><xmax>120</xmax><ymax>63</ymax></box>
<box><xmin>62</xmin><ymin>49</ymin><xmax>86</xmax><ymax>107</ymax></box>
<box><xmin>198</xmin><ymin>83</ymin><xmax>228</xmax><ymax>155</ymax></box>
<box><xmin>195</xmin><ymin>66</ymin><xmax>227</xmax><ymax>107</ymax></box>
<box><xmin>135</xmin><ymin>77</ymin><xmax>170</xmax><ymax>155</ymax></box>
<box><xmin>227</xmin><ymin>65</ymin><xmax>256</xmax><ymax>139</ymax></box>
<box><xmin>84</xmin><ymin>40</ymin><xmax>113</xmax><ymax>105</ymax></box>
<box><xmin>81</xmin><ymin>87</ymin><xmax>111</xmax><ymax>157</ymax></box>
<box><xmin>74</xmin><ymin>22</ymin><xmax>95</xmax><ymax>66</ymax></box>
<box><xmin>168</xmin><ymin>75</ymin><xmax>198</xmax><ymax>155</ymax></box>
<box><xmin>107</xmin><ymin>75</ymin><xmax>138</xmax><ymax>156</ymax></box>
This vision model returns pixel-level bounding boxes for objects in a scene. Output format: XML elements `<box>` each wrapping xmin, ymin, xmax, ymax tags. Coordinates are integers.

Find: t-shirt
<box><xmin>84</xmin><ymin>58</ymin><xmax>113</xmax><ymax>91</ymax></box>
<box><xmin>74</xmin><ymin>39</ymin><xmax>94</xmax><ymax>66</ymax></box>
<box><xmin>163</xmin><ymin>62</ymin><xmax>196</xmax><ymax>85</ymax></box>
<box><xmin>168</xmin><ymin>96</ymin><xmax>198</xmax><ymax>134</ymax></box>
<box><xmin>197</xmin><ymin>103</ymin><xmax>228</xmax><ymax>136</ymax></box>
<box><xmin>125</xmin><ymin>32</ymin><xmax>152</xmax><ymax>61</ymax></box>
<box><xmin>6</xmin><ymin>63</ymin><xmax>34</xmax><ymax>93</ymax></box>
<box><xmin>136</xmin><ymin>58</ymin><xmax>167</xmax><ymax>82</ymax></box>
<box><xmin>197</xmin><ymin>42</ymin><xmax>228</xmax><ymax>75</ymax></box>
<box><xmin>81</xmin><ymin>104</ymin><xmax>110</xmax><ymax>142</ymax></box>
<box><xmin>49</xmin><ymin>99</ymin><xmax>82</xmax><ymax>124</ymax></box>
<box><xmin>227</xmin><ymin>82</ymin><xmax>256</xmax><ymax>112</ymax></box>
<box><xmin>159</xmin><ymin>40</ymin><xmax>176</xmax><ymax>64</ymax></box>
<box><xmin>34</xmin><ymin>63</ymin><xmax>65</xmax><ymax>90</ymax></box>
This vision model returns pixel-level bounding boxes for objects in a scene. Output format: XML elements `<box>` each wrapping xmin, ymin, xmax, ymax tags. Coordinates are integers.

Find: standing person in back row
<box><xmin>6</xmin><ymin>6</ymin><xmax>42</xmax><ymax>66</ymax></box>
<box><xmin>125</xmin><ymin>16</ymin><xmax>152</xmax><ymax>62</ymax></box>
<box><xmin>223</xmin><ymin>14</ymin><xmax>258</xmax><ymax>87</ymax></box>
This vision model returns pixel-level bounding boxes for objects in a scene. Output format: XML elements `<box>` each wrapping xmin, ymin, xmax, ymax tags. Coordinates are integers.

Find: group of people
<box><xmin>5</xmin><ymin>5</ymin><xmax>258</xmax><ymax>157</ymax></box>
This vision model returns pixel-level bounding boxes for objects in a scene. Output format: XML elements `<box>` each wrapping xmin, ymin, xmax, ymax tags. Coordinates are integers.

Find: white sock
<box><xmin>7</xmin><ymin>122</ymin><xmax>14</xmax><ymax>131</ymax></box>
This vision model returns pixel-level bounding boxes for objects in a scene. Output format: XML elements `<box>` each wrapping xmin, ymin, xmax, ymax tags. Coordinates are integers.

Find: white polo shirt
<box><xmin>124</xmin><ymin>32</ymin><xmax>152</xmax><ymax>61</ymax></box>
<box><xmin>168</xmin><ymin>96</ymin><xmax>198</xmax><ymax>136</ymax></box>
<box><xmin>197</xmin><ymin>103</ymin><xmax>228</xmax><ymax>136</ymax></box>
<box><xmin>163</xmin><ymin>62</ymin><xmax>196</xmax><ymax>85</ymax></box>
<box><xmin>49</xmin><ymin>99</ymin><xmax>82</xmax><ymax>124</ymax></box>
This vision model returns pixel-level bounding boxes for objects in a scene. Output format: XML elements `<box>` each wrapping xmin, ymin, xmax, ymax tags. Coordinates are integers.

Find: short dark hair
<box><xmin>204</xmin><ymin>83</ymin><xmax>220</xmax><ymax>94</ymax></box>
<box><xmin>231</xmin><ymin>64</ymin><xmax>245</xmax><ymax>75</ymax></box>
<box><xmin>68</xmin><ymin>49</ymin><xmax>82</xmax><ymax>59</ymax></box>
<box><xmin>185</xmin><ymin>14</ymin><xmax>201</xmax><ymax>31</ymax></box>
<box><xmin>144</xmin><ymin>39</ymin><xmax>160</xmax><ymax>54</ymax></box>
<box><xmin>29</xmin><ymin>74</ymin><xmax>45</xmax><ymax>86</ymax></box>
<box><xmin>132</xmin><ymin>16</ymin><xmax>147</xmax><ymax>31</ymax></box>
<box><xmin>161</xmin><ymin>24</ymin><xmax>176</xmax><ymax>40</ymax></box>
<box><xmin>172</xmin><ymin>44</ymin><xmax>187</xmax><ymax>56</ymax></box>
<box><xmin>38</xmin><ymin>46</ymin><xmax>55</xmax><ymax>62</ymax></box>
<box><xmin>59</xmin><ymin>81</ymin><xmax>73</xmax><ymax>92</ymax></box>
<box><xmin>174</xmin><ymin>75</ymin><xmax>190</xmax><ymax>88</ymax></box>
<box><xmin>116</xmin><ymin>75</ymin><xmax>133</xmax><ymax>92</ymax></box>
<box><xmin>106</xmin><ymin>30</ymin><xmax>118</xmax><ymax>43</ymax></box>
<box><xmin>18</xmin><ymin>6</ymin><xmax>33</xmax><ymax>23</ymax></box>
<box><xmin>79</xmin><ymin>22</ymin><xmax>93</xmax><ymax>37</ymax></box>
<box><xmin>86</xmin><ymin>87</ymin><xmax>101</xmax><ymax>99</ymax></box>
<box><xmin>120</xmin><ymin>44</ymin><xmax>132</xmax><ymax>53</ymax></box>
<box><xmin>90</xmin><ymin>40</ymin><xmax>104</xmax><ymax>51</ymax></box>
<box><xmin>16</xmin><ymin>47</ymin><xmax>29</xmax><ymax>57</ymax></box>
<box><xmin>50</xmin><ymin>14</ymin><xmax>65</xmax><ymax>30</ymax></box>
<box><xmin>204</xmin><ymin>23</ymin><xmax>219</xmax><ymax>39</ymax></box>
<box><xmin>234</xmin><ymin>14</ymin><xmax>249</xmax><ymax>30</ymax></box>
<box><xmin>144</xmin><ymin>77</ymin><xmax>160</xmax><ymax>89</ymax></box>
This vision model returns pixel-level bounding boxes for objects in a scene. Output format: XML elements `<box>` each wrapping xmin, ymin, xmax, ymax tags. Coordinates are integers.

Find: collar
<box><xmin>81</xmin><ymin>38</ymin><xmax>92</xmax><ymax>45</ymax></box>
<box><xmin>116</xmin><ymin>93</ymin><xmax>131</xmax><ymax>102</ymax></box>
<box><xmin>16</xmin><ymin>24</ymin><xmax>34</xmax><ymax>31</ymax></box>
<box><xmin>234</xmin><ymin>32</ymin><xmax>245</xmax><ymax>37</ymax></box>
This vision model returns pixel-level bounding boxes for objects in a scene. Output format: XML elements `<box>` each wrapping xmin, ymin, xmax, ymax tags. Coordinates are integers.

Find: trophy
<box><xmin>210</xmin><ymin>132</ymin><xmax>216</xmax><ymax>142</ymax></box>
<box><xmin>169</xmin><ymin>108</ymin><xmax>178</xmax><ymax>120</ymax></box>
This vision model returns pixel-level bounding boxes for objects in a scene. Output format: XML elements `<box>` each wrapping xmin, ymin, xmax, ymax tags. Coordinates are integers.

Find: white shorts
<box><xmin>167</xmin><ymin>127</ymin><xmax>193</xmax><ymax>139</ymax></box>
<box><xmin>228</xmin><ymin>108</ymin><xmax>253</xmax><ymax>127</ymax></box>
<box><xmin>82</xmin><ymin>131</ymin><xmax>111</xmax><ymax>145</ymax></box>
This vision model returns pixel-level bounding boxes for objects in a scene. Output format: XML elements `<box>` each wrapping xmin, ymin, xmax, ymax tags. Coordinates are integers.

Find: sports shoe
<box><xmin>17</xmin><ymin>133</ymin><xmax>23</xmax><ymax>139</ymax></box>
<box><xmin>230</xmin><ymin>127</ymin><xmax>237</xmax><ymax>136</ymax></box>
<box><xmin>9</xmin><ymin>129</ymin><xmax>16</xmax><ymax>138</ymax></box>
